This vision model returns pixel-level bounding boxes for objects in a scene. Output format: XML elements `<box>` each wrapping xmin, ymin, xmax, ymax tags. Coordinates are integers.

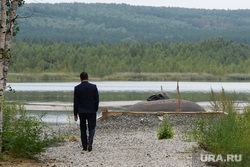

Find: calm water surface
<box><xmin>5</xmin><ymin>81</ymin><xmax>250</xmax><ymax>124</ymax></box>
<box><xmin>7</xmin><ymin>81</ymin><xmax>250</xmax><ymax>93</ymax></box>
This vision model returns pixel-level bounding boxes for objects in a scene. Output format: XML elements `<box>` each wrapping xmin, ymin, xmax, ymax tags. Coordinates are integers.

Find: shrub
<box><xmin>190</xmin><ymin>89</ymin><xmax>249</xmax><ymax>167</ymax></box>
<box><xmin>157</xmin><ymin>114</ymin><xmax>174</xmax><ymax>139</ymax></box>
<box><xmin>2</xmin><ymin>101</ymin><xmax>62</xmax><ymax>158</ymax></box>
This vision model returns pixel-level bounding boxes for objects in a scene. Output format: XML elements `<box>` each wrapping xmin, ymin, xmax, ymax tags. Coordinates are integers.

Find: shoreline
<box><xmin>20</xmin><ymin>101</ymin><xmax>247</xmax><ymax>125</ymax></box>
<box><xmin>7</xmin><ymin>72</ymin><xmax>250</xmax><ymax>82</ymax></box>
<box><xmin>23</xmin><ymin>101</ymin><xmax>143</xmax><ymax>111</ymax></box>
<box><xmin>23</xmin><ymin>101</ymin><xmax>248</xmax><ymax>112</ymax></box>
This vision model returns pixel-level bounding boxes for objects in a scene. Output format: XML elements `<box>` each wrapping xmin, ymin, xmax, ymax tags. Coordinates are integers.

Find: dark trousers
<box><xmin>79</xmin><ymin>113</ymin><xmax>96</xmax><ymax>149</ymax></box>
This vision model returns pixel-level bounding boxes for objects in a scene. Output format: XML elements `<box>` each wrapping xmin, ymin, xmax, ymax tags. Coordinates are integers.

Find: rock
<box><xmin>140</xmin><ymin>118</ymin><xmax>144</xmax><ymax>124</ymax></box>
<box><xmin>69</xmin><ymin>135</ymin><xmax>78</xmax><ymax>142</ymax></box>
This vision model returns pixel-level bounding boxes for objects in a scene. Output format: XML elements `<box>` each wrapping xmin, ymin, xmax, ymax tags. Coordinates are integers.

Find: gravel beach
<box><xmin>39</xmin><ymin>114</ymin><xmax>215</xmax><ymax>167</ymax></box>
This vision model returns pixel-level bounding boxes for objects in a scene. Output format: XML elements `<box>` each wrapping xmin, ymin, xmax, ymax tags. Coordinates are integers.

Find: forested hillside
<box><xmin>10</xmin><ymin>38</ymin><xmax>250</xmax><ymax>77</ymax></box>
<box><xmin>16</xmin><ymin>3</ymin><xmax>250</xmax><ymax>44</ymax></box>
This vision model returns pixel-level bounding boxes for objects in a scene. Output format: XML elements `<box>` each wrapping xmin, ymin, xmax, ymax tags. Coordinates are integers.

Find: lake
<box><xmin>5</xmin><ymin>81</ymin><xmax>250</xmax><ymax>124</ymax></box>
<box><xmin>6</xmin><ymin>81</ymin><xmax>250</xmax><ymax>93</ymax></box>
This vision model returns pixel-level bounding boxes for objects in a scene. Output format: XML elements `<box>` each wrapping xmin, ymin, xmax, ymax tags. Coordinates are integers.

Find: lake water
<box><xmin>6</xmin><ymin>81</ymin><xmax>250</xmax><ymax>93</ymax></box>
<box><xmin>5</xmin><ymin>81</ymin><xmax>250</xmax><ymax>124</ymax></box>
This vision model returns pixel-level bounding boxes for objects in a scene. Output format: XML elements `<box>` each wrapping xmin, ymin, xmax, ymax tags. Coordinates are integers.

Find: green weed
<box><xmin>188</xmin><ymin>89</ymin><xmax>249</xmax><ymax>167</ymax></box>
<box><xmin>157</xmin><ymin>114</ymin><xmax>174</xmax><ymax>139</ymax></box>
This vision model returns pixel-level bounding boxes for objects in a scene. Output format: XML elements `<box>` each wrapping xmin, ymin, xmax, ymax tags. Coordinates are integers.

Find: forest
<box><xmin>16</xmin><ymin>3</ymin><xmax>250</xmax><ymax>44</ymax></box>
<box><xmin>8</xmin><ymin>3</ymin><xmax>250</xmax><ymax>80</ymax></box>
<box><xmin>10</xmin><ymin>38</ymin><xmax>250</xmax><ymax>78</ymax></box>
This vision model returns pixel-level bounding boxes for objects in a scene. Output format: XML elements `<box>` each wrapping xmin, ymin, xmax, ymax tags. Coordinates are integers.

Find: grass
<box><xmin>8</xmin><ymin>73</ymin><xmax>80</xmax><ymax>82</ymax></box>
<box><xmin>187</xmin><ymin>89</ymin><xmax>250</xmax><ymax>167</ymax></box>
<box><xmin>7</xmin><ymin>72</ymin><xmax>250</xmax><ymax>82</ymax></box>
<box><xmin>102</xmin><ymin>72</ymin><xmax>250</xmax><ymax>81</ymax></box>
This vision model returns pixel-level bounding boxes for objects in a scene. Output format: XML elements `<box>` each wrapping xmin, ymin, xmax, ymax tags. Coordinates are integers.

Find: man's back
<box><xmin>74</xmin><ymin>81</ymin><xmax>99</xmax><ymax>115</ymax></box>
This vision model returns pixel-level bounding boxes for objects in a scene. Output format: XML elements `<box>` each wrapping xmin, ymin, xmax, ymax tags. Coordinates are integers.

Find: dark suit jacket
<box><xmin>74</xmin><ymin>81</ymin><xmax>99</xmax><ymax>116</ymax></box>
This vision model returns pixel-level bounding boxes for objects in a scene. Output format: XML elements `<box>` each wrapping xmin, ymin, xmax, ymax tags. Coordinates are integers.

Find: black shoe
<box><xmin>83</xmin><ymin>148</ymin><xmax>87</xmax><ymax>151</ymax></box>
<box><xmin>88</xmin><ymin>140</ymin><xmax>93</xmax><ymax>152</ymax></box>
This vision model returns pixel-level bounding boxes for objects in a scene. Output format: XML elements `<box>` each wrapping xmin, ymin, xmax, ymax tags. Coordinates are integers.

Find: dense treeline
<box><xmin>16</xmin><ymin>3</ymin><xmax>250</xmax><ymax>44</ymax></box>
<box><xmin>10</xmin><ymin>38</ymin><xmax>250</xmax><ymax>77</ymax></box>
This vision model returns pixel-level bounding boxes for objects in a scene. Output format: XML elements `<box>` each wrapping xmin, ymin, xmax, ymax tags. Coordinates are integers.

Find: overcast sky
<box><xmin>25</xmin><ymin>0</ymin><xmax>250</xmax><ymax>10</ymax></box>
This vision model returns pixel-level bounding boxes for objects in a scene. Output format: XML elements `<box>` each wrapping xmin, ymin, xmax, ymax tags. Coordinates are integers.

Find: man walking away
<box><xmin>74</xmin><ymin>72</ymin><xmax>99</xmax><ymax>152</ymax></box>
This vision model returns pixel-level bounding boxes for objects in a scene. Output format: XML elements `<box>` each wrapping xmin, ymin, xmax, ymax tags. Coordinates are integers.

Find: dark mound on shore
<box><xmin>125</xmin><ymin>99</ymin><xmax>204</xmax><ymax>112</ymax></box>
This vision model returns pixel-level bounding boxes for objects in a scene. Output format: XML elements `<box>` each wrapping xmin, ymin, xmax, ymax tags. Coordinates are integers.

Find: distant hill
<box><xmin>16</xmin><ymin>3</ymin><xmax>250</xmax><ymax>44</ymax></box>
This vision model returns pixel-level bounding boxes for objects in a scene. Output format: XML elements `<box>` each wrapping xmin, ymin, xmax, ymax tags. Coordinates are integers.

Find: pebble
<box><xmin>39</xmin><ymin>114</ymin><xmax>217</xmax><ymax>167</ymax></box>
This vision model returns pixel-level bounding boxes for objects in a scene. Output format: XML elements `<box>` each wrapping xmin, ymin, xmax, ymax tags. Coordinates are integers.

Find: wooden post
<box><xmin>157</xmin><ymin>111</ymin><xmax>164</xmax><ymax>116</ymax></box>
<box><xmin>177</xmin><ymin>80</ymin><xmax>182</xmax><ymax>112</ymax></box>
<box><xmin>101</xmin><ymin>107</ymin><xmax>108</xmax><ymax>120</ymax></box>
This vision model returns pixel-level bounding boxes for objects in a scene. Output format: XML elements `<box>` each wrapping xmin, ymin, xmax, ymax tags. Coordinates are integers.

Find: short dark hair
<box><xmin>80</xmin><ymin>72</ymin><xmax>88</xmax><ymax>80</ymax></box>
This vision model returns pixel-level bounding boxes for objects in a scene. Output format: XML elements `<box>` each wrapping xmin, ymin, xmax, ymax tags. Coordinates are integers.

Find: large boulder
<box><xmin>126</xmin><ymin>99</ymin><xmax>204</xmax><ymax>112</ymax></box>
